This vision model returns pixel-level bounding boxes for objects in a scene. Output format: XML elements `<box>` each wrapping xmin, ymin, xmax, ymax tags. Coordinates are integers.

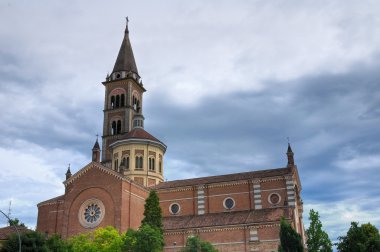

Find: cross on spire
<box><xmin>125</xmin><ymin>16</ymin><xmax>129</xmax><ymax>33</ymax></box>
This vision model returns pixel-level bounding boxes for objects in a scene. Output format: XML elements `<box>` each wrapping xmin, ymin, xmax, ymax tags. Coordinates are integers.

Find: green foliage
<box><xmin>278</xmin><ymin>218</ymin><xmax>303</xmax><ymax>252</ymax></box>
<box><xmin>129</xmin><ymin>224</ymin><xmax>164</xmax><ymax>252</ymax></box>
<box><xmin>1</xmin><ymin>230</ymin><xmax>48</xmax><ymax>252</ymax></box>
<box><xmin>123</xmin><ymin>229</ymin><xmax>138</xmax><ymax>251</ymax></box>
<box><xmin>306</xmin><ymin>209</ymin><xmax>332</xmax><ymax>252</ymax></box>
<box><xmin>69</xmin><ymin>226</ymin><xmax>124</xmax><ymax>252</ymax></box>
<box><xmin>8</xmin><ymin>218</ymin><xmax>26</xmax><ymax>227</ymax></box>
<box><xmin>46</xmin><ymin>234</ymin><xmax>70</xmax><ymax>252</ymax></box>
<box><xmin>337</xmin><ymin>222</ymin><xmax>380</xmax><ymax>252</ymax></box>
<box><xmin>180</xmin><ymin>236</ymin><xmax>218</xmax><ymax>252</ymax></box>
<box><xmin>141</xmin><ymin>190</ymin><xmax>163</xmax><ymax>233</ymax></box>
<box><xmin>69</xmin><ymin>232</ymin><xmax>93</xmax><ymax>252</ymax></box>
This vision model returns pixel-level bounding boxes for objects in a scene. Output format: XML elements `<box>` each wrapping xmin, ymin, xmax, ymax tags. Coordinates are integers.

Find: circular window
<box><xmin>223</xmin><ymin>197</ymin><xmax>235</xmax><ymax>210</ymax></box>
<box><xmin>78</xmin><ymin>198</ymin><xmax>105</xmax><ymax>228</ymax></box>
<box><xmin>169</xmin><ymin>203</ymin><xmax>180</xmax><ymax>215</ymax></box>
<box><xmin>116</xmin><ymin>73</ymin><xmax>121</xmax><ymax>78</ymax></box>
<box><xmin>268</xmin><ymin>193</ymin><xmax>281</xmax><ymax>205</ymax></box>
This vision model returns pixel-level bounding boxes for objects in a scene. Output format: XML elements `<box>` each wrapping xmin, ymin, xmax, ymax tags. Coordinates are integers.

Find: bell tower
<box><xmin>101</xmin><ymin>19</ymin><xmax>146</xmax><ymax>167</ymax></box>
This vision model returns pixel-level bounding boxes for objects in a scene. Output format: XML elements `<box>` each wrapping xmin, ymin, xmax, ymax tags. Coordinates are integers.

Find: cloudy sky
<box><xmin>1</xmin><ymin>0</ymin><xmax>380</xmax><ymax>244</ymax></box>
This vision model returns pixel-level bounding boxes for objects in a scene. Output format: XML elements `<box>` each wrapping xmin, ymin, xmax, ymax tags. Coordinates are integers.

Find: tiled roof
<box><xmin>37</xmin><ymin>195</ymin><xmax>64</xmax><ymax>206</ymax></box>
<box><xmin>163</xmin><ymin>208</ymin><xmax>291</xmax><ymax>230</ymax></box>
<box><xmin>119</xmin><ymin>128</ymin><xmax>166</xmax><ymax>148</ymax></box>
<box><xmin>0</xmin><ymin>226</ymin><xmax>30</xmax><ymax>240</ymax></box>
<box><xmin>154</xmin><ymin>167</ymin><xmax>290</xmax><ymax>190</ymax></box>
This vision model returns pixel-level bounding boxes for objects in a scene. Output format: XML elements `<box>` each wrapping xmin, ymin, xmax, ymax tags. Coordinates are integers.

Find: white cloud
<box><xmin>0</xmin><ymin>140</ymin><xmax>88</xmax><ymax>228</ymax></box>
<box><xmin>333</xmin><ymin>147</ymin><xmax>380</xmax><ymax>171</ymax></box>
<box><xmin>304</xmin><ymin>198</ymin><xmax>380</xmax><ymax>243</ymax></box>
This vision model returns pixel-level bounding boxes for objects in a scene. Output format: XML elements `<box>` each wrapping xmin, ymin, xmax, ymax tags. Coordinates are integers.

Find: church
<box><xmin>36</xmin><ymin>22</ymin><xmax>306</xmax><ymax>252</ymax></box>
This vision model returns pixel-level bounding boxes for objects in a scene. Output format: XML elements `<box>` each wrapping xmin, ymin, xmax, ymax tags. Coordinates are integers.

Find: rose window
<box><xmin>78</xmin><ymin>198</ymin><xmax>105</xmax><ymax>228</ymax></box>
<box><xmin>268</xmin><ymin>193</ymin><xmax>281</xmax><ymax>205</ymax></box>
<box><xmin>84</xmin><ymin>203</ymin><xmax>101</xmax><ymax>223</ymax></box>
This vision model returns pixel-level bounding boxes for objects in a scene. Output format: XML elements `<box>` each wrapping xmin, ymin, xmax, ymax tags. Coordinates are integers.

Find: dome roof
<box><xmin>111</xmin><ymin>128</ymin><xmax>167</xmax><ymax>152</ymax></box>
<box><xmin>123</xmin><ymin>128</ymin><xmax>160</xmax><ymax>142</ymax></box>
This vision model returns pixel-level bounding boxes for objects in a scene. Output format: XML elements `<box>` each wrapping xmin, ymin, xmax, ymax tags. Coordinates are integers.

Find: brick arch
<box><xmin>110</xmin><ymin>88</ymin><xmax>126</xmax><ymax>96</ymax></box>
<box><xmin>66</xmin><ymin>187</ymin><xmax>116</xmax><ymax>237</ymax></box>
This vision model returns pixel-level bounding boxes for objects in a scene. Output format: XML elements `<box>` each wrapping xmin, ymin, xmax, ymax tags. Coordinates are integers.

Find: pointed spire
<box><xmin>287</xmin><ymin>142</ymin><xmax>295</xmax><ymax>166</ymax></box>
<box><xmin>65</xmin><ymin>164</ymin><xmax>72</xmax><ymax>180</ymax></box>
<box><xmin>112</xmin><ymin>18</ymin><xmax>139</xmax><ymax>75</ymax></box>
<box><xmin>92</xmin><ymin>135</ymin><xmax>101</xmax><ymax>162</ymax></box>
<box><xmin>92</xmin><ymin>134</ymin><xmax>100</xmax><ymax>150</ymax></box>
<box><xmin>287</xmin><ymin>143</ymin><xmax>293</xmax><ymax>154</ymax></box>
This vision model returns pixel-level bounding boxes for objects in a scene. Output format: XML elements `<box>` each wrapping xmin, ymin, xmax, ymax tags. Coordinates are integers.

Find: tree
<box><xmin>278</xmin><ymin>218</ymin><xmax>303</xmax><ymax>252</ymax></box>
<box><xmin>141</xmin><ymin>190</ymin><xmax>163</xmax><ymax>233</ymax></box>
<box><xmin>8</xmin><ymin>218</ymin><xmax>26</xmax><ymax>227</ymax></box>
<box><xmin>1</xmin><ymin>231</ymin><xmax>48</xmax><ymax>252</ymax></box>
<box><xmin>180</xmin><ymin>236</ymin><xmax>218</xmax><ymax>252</ymax></box>
<box><xmin>336</xmin><ymin>222</ymin><xmax>380</xmax><ymax>252</ymax></box>
<box><xmin>69</xmin><ymin>226</ymin><xmax>124</xmax><ymax>252</ymax></box>
<box><xmin>46</xmin><ymin>234</ymin><xmax>71</xmax><ymax>252</ymax></box>
<box><xmin>131</xmin><ymin>224</ymin><xmax>164</xmax><ymax>252</ymax></box>
<box><xmin>123</xmin><ymin>229</ymin><xmax>138</xmax><ymax>252</ymax></box>
<box><xmin>306</xmin><ymin>209</ymin><xmax>332</xmax><ymax>252</ymax></box>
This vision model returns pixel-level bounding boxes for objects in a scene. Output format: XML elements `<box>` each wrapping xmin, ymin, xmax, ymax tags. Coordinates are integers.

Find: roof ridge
<box><xmin>154</xmin><ymin>167</ymin><xmax>290</xmax><ymax>190</ymax></box>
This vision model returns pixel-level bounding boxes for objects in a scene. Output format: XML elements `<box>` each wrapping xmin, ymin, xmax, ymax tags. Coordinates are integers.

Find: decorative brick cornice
<box><xmin>37</xmin><ymin>198</ymin><xmax>65</xmax><ymax>207</ymax></box>
<box><xmin>260</xmin><ymin>176</ymin><xmax>286</xmax><ymax>183</ymax></box>
<box><xmin>164</xmin><ymin>221</ymin><xmax>286</xmax><ymax>236</ymax></box>
<box><xmin>63</xmin><ymin>162</ymin><xmax>149</xmax><ymax>192</ymax></box>
<box><xmin>157</xmin><ymin>186</ymin><xmax>194</xmax><ymax>193</ymax></box>
<box><xmin>208</xmin><ymin>180</ymin><xmax>249</xmax><ymax>188</ymax></box>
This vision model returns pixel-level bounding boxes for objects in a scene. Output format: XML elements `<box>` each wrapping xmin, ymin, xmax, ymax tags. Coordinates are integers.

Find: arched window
<box><xmin>111</xmin><ymin>96</ymin><xmax>115</xmax><ymax>109</ymax></box>
<box><xmin>136</xmin><ymin>100</ymin><xmax>140</xmax><ymax>113</ymax></box>
<box><xmin>135</xmin><ymin>156</ymin><xmax>143</xmax><ymax>169</ymax></box>
<box><xmin>120</xmin><ymin>156</ymin><xmax>130</xmax><ymax>171</ymax></box>
<box><xmin>125</xmin><ymin>156</ymin><xmax>129</xmax><ymax>170</ymax></box>
<box><xmin>159</xmin><ymin>161</ymin><xmax>162</xmax><ymax>173</ymax></box>
<box><xmin>149</xmin><ymin>157</ymin><xmax>155</xmax><ymax>171</ymax></box>
<box><xmin>111</xmin><ymin>121</ymin><xmax>117</xmax><ymax>135</ymax></box>
<box><xmin>121</xmin><ymin>94</ymin><xmax>125</xmax><ymax>107</ymax></box>
<box><xmin>115</xmin><ymin>95</ymin><xmax>120</xmax><ymax>108</ymax></box>
<box><xmin>117</xmin><ymin>120</ymin><xmax>121</xmax><ymax>134</ymax></box>
<box><xmin>133</xmin><ymin>95</ymin><xmax>139</xmax><ymax>111</ymax></box>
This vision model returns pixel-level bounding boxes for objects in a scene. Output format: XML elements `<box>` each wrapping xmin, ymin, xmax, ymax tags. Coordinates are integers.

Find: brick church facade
<box><xmin>37</xmin><ymin>22</ymin><xmax>306</xmax><ymax>252</ymax></box>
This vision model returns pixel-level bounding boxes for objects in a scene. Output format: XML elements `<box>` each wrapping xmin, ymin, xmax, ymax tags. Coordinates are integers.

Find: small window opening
<box><xmin>115</xmin><ymin>95</ymin><xmax>120</xmax><ymax>108</ymax></box>
<box><xmin>117</xmin><ymin>120</ymin><xmax>121</xmax><ymax>134</ymax></box>
<box><xmin>111</xmin><ymin>121</ymin><xmax>117</xmax><ymax>135</ymax></box>
<box><xmin>111</xmin><ymin>96</ymin><xmax>115</xmax><ymax>109</ymax></box>
<box><xmin>121</xmin><ymin>94</ymin><xmax>125</xmax><ymax>107</ymax></box>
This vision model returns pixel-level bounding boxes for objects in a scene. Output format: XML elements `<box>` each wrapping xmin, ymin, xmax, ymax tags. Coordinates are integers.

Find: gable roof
<box><xmin>37</xmin><ymin>195</ymin><xmax>65</xmax><ymax>207</ymax></box>
<box><xmin>154</xmin><ymin>167</ymin><xmax>290</xmax><ymax>190</ymax></box>
<box><xmin>62</xmin><ymin>162</ymin><xmax>149</xmax><ymax>192</ymax></box>
<box><xmin>0</xmin><ymin>226</ymin><xmax>30</xmax><ymax>240</ymax></box>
